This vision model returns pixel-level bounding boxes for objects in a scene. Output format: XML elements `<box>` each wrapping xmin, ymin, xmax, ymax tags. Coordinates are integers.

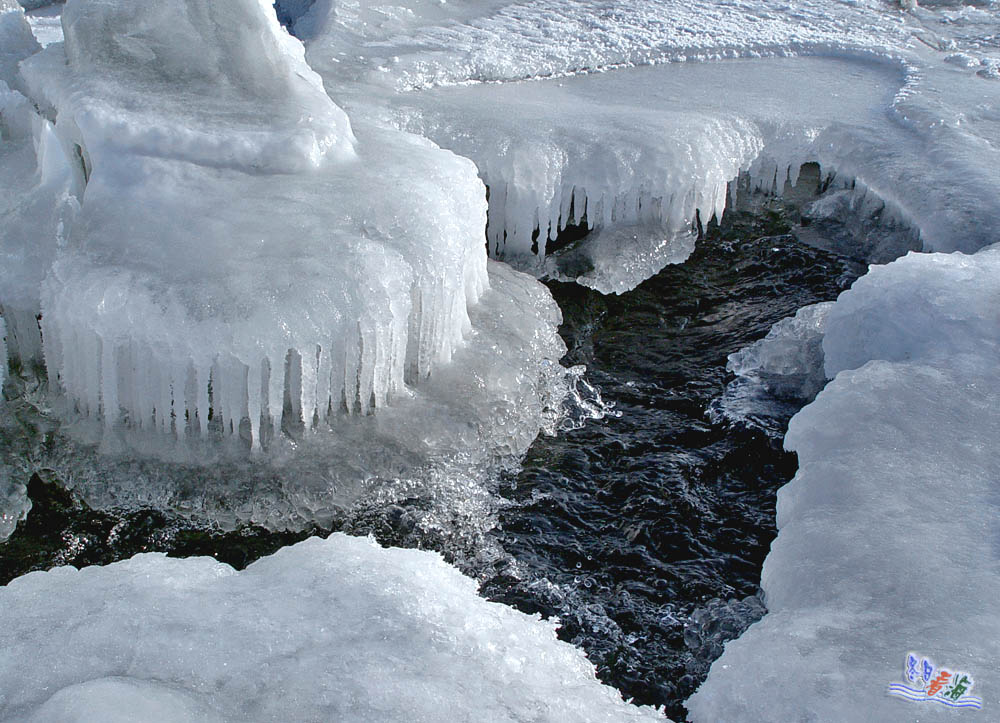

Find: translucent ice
<box><xmin>711</xmin><ymin>302</ymin><xmax>834</xmax><ymax>436</ymax></box>
<box><xmin>17</xmin><ymin>0</ymin><xmax>500</xmax><ymax>451</ymax></box>
<box><xmin>0</xmin><ymin>533</ymin><xmax>664</xmax><ymax>722</ymax></box>
<box><xmin>0</xmin><ymin>4</ymin><xmax>80</xmax><ymax>372</ymax></box>
<box><xmin>688</xmin><ymin>247</ymin><xmax>1000</xmax><ymax>719</ymax></box>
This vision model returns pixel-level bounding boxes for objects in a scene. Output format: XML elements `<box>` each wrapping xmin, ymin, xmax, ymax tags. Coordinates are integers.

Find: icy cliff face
<box><xmin>0</xmin><ymin>533</ymin><xmax>664</xmax><ymax>722</ymax></box>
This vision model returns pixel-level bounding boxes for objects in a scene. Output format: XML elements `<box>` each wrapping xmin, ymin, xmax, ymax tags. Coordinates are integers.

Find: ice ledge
<box><xmin>687</xmin><ymin>247</ymin><xmax>1000</xmax><ymax>720</ymax></box>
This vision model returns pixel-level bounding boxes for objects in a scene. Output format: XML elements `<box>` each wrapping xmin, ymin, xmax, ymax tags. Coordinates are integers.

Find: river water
<box><xmin>0</xmin><ymin>201</ymin><xmax>862</xmax><ymax>720</ymax></box>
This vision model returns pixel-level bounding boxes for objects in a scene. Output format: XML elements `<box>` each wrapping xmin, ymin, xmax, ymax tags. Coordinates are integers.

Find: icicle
<box><xmin>196</xmin><ymin>361</ymin><xmax>210</xmax><ymax>436</ymax></box>
<box><xmin>358</xmin><ymin>326</ymin><xmax>374</xmax><ymax>415</ymax></box>
<box><xmin>100</xmin><ymin>336</ymin><xmax>118</xmax><ymax>428</ymax></box>
<box><xmin>299</xmin><ymin>345</ymin><xmax>317</xmax><ymax>429</ymax></box>
<box><xmin>0</xmin><ymin>316</ymin><xmax>6</xmax><ymax>388</ymax></box>
<box><xmin>267</xmin><ymin>352</ymin><xmax>282</xmax><ymax>432</ymax></box>
<box><xmin>343</xmin><ymin>325</ymin><xmax>360</xmax><ymax>413</ymax></box>
<box><xmin>247</xmin><ymin>357</ymin><xmax>263</xmax><ymax>451</ymax></box>
<box><xmin>315</xmin><ymin>344</ymin><xmax>331</xmax><ymax>424</ymax></box>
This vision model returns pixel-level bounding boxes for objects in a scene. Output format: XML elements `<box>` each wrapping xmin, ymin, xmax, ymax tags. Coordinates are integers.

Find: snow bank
<box><xmin>0</xmin><ymin>533</ymin><xmax>664</xmax><ymax>722</ymax></box>
<box><xmin>295</xmin><ymin>0</ymin><xmax>906</xmax><ymax>91</ymax></box>
<box><xmin>688</xmin><ymin>247</ymin><xmax>1000</xmax><ymax>720</ymax></box>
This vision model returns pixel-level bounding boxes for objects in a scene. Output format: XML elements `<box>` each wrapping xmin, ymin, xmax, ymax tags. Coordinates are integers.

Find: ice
<box><xmin>295</xmin><ymin>0</ymin><xmax>1000</xmax><ymax>292</ymax></box>
<box><xmin>711</xmin><ymin>302</ymin><xmax>834</xmax><ymax>436</ymax></box>
<box><xmin>0</xmin><ymin>460</ymin><xmax>30</xmax><ymax>542</ymax></box>
<box><xmin>376</xmin><ymin>57</ymin><xmax>900</xmax><ymax>291</ymax></box>
<box><xmin>0</xmin><ymin>0</ymin><xmax>38</xmax><ymax>95</ymax></box>
<box><xmin>797</xmin><ymin>184</ymin><xmax>923</xmax><ymax>264</ymax></box>
<box><xmin>688</xmin><ymin>246</ymin><xmax>1000</xmax><ymax>719</ymax></box>
<box><xmin>823</xmin><ymin>248</ymin><xmax>1000</xmax><ymax>376</ymax></box>
<box><xmin>0</xmin><ymin>5</ymin><xmax>80</xmax><ymax>374</ymax></box>
<box><xmin>23</xmin><ymin>260</ymin><xmax>570</xmax><ymax>535</ymax></box>
<box><xmin>23</xmin><ymin>0</ymin><xmax>355</xmax><ymax>172</ymax></box>
<box><xmin>14</xmin><ymin>0</ymin><xmax>507</xmax><ymax>452</ymax></box>
<box><xmin>23</xmin><ymin>4</ymin><xmax>63</xmax><ymax>48</ymax></box>
<box><xmin>0</xmin><ymin>533</ymin><xmax>664</xmax><ymax>722</ymax></box>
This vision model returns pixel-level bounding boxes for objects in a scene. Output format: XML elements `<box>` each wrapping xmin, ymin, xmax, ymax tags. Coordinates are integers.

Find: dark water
<box><xmin>0</xmin><ymin>204</ymin><xmax>861</xmax><ymax>721</ymax></box>
<box><xmin>482</xmin><ymin>215</ymin><xmax>863</xmax><ymax>719</ymax></box>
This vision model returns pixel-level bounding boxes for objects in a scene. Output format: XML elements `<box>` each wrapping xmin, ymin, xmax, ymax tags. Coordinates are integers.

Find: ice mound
<box><xmin>25</xmin><ymin>0</ymin><xmax>356</xmax><ymax>172</ymax></box>
<box><xmin>687</xmin><ymin>247</ymin><xmax>1000</xmax><ymax>719</ymax></box>
<box><xmin>13</xmin><ymin>0</ymin><xmax>503</xmax><ymax>451</ymax></box>
<box><xmin>0</xmin><ymin>533</ymin><xmax>664</xmax><ymax>722</ymax></box>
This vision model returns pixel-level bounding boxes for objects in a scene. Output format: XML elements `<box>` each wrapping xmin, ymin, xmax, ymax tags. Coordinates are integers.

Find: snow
<box><xmin>689</xmin><ymin>246</ymin><xmax>1000</xmax><ymax>719</ymax></box>
<box><xmin>0</xmin><ymin>533</ymin><xmax>664</xmax><ymax>722</ymax></box>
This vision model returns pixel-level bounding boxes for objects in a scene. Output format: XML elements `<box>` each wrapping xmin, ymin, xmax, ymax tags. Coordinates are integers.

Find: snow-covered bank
<box><xmin>689</xmin><ymin>247</ymin><xmax>1000</xmax><ymax>719</ymax></box>
<box><xmin>0</xmin><ymin>533</ymin><xmax>663</xmax><ymax>722</ymax></box>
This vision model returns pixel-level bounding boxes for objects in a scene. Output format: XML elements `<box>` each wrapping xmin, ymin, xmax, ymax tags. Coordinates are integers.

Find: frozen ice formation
<box><xmin>688</xmin><ymin>247</ymin><xmax>1000</xmax><ymax>719</ymax></box>
<box><xmin>291</xmin><ymin>0</ymin><xmax>999</xmax><ymax>292</ymax></box>
<box><xmin>10</xmin><ymin>0</ymin><xmax>508</xmax><ymax>451</ymax></box>
<box><xmin>0</xmin><ymin>461</ymin><xmax>30</xmax><ymax>542</ymax></box>
<box><xmin>27</xmin><ymin>260</ymin><xmax>570</xmax><ymax>533</ymax></box>
<box><xmin>711</xmin><ymin>302</ymin><xmax>834</xmax><ymax>437</ymax></box>
<box><xmin>383</xmin><ymin>57</ymin><xmax>899</xmax><ymax>290</ymax></box>
<box><xmin>0</xmin><ymin>533</ymin><xmax>664</xmax><ymax>722</ymax></box>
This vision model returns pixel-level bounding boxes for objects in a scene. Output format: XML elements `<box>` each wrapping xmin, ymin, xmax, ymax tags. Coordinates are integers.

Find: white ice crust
<box><xmin>689</xmin><ymin>247</ymin><xmax>1000</xmax><ymax>719</ymax></box>
<box><xmin>296</xmin><ymin>0</ymin><xmax>1000</xmax><ymax>291</ymax></box>
<box><xmin>0</xmin><ymin>533</ymin><xmax>663</xmax><ymax>723</ymax></box>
